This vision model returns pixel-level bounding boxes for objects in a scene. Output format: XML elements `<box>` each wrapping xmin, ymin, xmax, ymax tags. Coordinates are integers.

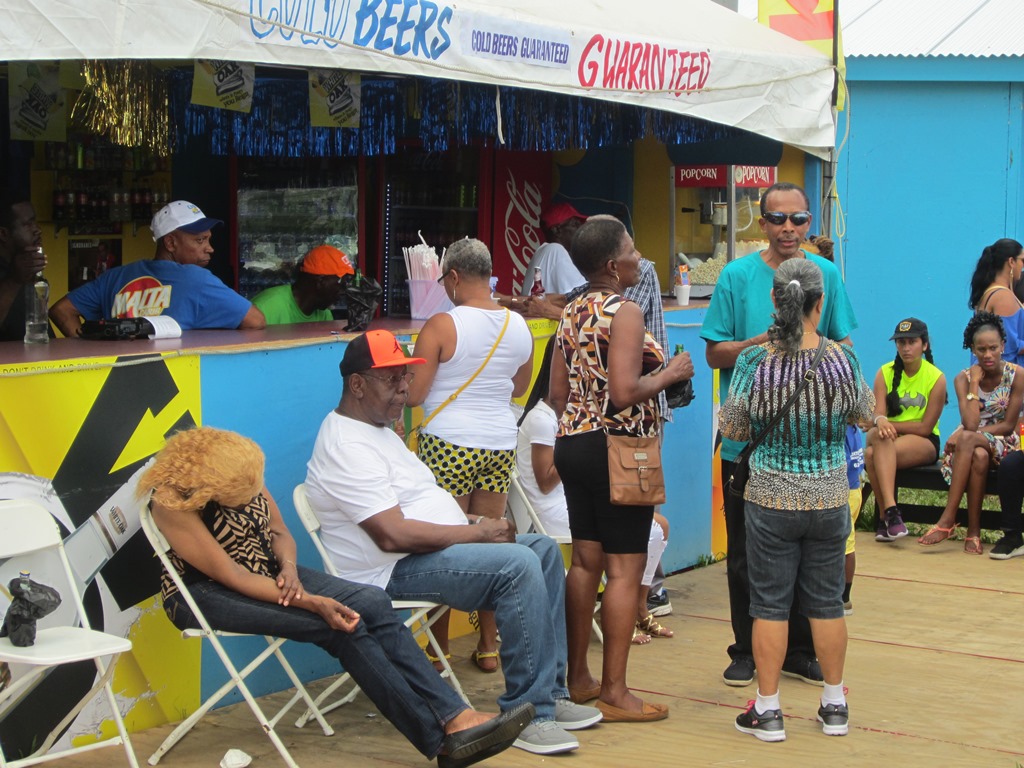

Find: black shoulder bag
<box><xmin>725</xmin><ymin>336</ymin><xmax>828</xmax><ymax>499</ymax></box>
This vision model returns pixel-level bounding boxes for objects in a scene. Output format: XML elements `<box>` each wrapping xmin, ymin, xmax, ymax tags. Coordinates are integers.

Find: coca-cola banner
<box><xmin>675</xmin><ymin>165</ymin><xmax>777</xmax><ymax>188</ymax></box>
<box><xmin>491</xmin><ymin>151</ymin><xmax>552</xmax><ymax>296</ymax></box>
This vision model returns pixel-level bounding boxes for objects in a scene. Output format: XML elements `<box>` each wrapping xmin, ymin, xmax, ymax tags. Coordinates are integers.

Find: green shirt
<box><xmin>700</xmin><ymin>250</ymin><xmax>858</xmax><ymax>461</ymax></box>
<box><xmin>251</xmin><ymin>284</ymin><xmax>332</xmax><ymax>325</ymax></box>
<box><xmin>881</xmin><ymin>359</ymin><xmax>944</xmax><ymax>436</ymax></box>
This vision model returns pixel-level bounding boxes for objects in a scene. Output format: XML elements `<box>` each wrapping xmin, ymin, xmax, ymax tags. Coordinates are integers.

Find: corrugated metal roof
<box><xmin>736</xmin><ymin>0</ymin><xmax>1024</xmax><ymax>58</ymax></box>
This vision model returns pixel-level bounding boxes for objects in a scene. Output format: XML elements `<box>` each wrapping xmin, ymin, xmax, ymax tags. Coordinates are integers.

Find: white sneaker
<box><xmin>512</xmin><ymin>720</ymin><xmax>579</xmax><ymax>754</ymax></box>
<box><xmin>554</xmin><ymin>698</ymin><xmax>603</xmax><ymax>730</ymax></box>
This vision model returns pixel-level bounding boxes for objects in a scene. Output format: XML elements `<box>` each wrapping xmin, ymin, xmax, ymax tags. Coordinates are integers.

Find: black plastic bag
<box><xmin>341</xmin><ymin>272</ymin><xmax>383</xmax><ymax>332</ymax></box>
<box><xmin>1</xmin><ymin>576</ymin><xmax>62</xmax><ymax>647</ymax></box>
<box><xmin>665</xmin><ymin>379</ymin><xmax>695</xmax><ymax>409</ymax></box>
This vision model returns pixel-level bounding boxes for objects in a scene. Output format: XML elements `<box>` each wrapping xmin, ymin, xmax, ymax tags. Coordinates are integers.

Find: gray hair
<box><xmin>441</xmin><ymin>237</ymin><xmax>492</xmax><ymax>279</ymax></box>
<box><xmin>768</xmin><ymin>258</ymin><xmax>824</xmax><ymax>355</ymax></box>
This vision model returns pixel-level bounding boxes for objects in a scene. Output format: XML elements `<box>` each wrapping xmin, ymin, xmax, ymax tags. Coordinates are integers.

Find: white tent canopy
<box><xmin>1</xmin><ymin>0</ymin><xmax>837</xmax><ymax>156</ymax></box>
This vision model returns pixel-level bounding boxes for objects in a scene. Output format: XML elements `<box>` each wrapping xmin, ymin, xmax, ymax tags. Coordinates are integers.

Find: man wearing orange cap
<box><xmin>253</xmin><ymin>244</ymin><xmax>355</xmax><ymax>325</ymax></box>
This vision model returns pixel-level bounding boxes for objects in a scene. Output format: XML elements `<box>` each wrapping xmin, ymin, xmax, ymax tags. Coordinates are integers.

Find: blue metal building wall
<box><xmin>837</xmin><ymin>76</ymin><xmax>1023</xmax><ymax>429</ymax></box>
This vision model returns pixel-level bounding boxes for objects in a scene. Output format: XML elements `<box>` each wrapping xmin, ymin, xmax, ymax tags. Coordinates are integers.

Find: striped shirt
<box><xmin>720</xmin><ymin>340</ymin><xmax>874</xmax><ymax>510</ymax></box>
<box><xmin>160</xmin><ymin>494</ymin><xmax>279</xmax><ymax>604</ymax></box>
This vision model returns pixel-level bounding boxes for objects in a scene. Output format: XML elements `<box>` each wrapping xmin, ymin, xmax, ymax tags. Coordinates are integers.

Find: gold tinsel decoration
<box><xmin>70</xmin><ymin>60</ymin><xmax>170</xmax><ymax>156</ymax></box>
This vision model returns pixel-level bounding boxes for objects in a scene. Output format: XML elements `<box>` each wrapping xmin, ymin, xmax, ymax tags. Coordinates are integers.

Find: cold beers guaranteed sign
<box><xmin>0</xmin><ymin>0</ymin><xmax>837</xmax><ymax>154</ymax></box>
<box><xmin>675</xmin><ymin>165</ymin><xmax>777</xmax><ymax>188</ymax></box>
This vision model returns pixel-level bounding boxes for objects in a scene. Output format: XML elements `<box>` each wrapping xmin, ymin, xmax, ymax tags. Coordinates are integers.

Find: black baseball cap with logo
<box><xmin>889</xmin><ymin>317</ymin><xmax>928</xmax><ymax>340</ymax></box>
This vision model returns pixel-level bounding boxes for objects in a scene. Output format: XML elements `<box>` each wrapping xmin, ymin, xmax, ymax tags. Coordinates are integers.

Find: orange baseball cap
<box><xmin>301</xmin><ymin>245</ymin><xmax>355</xmax><ymax>278</ymax></box>
<box><xmin>340</xmin><ymin>330</ymin><xmax>426</xmax><ymax>377</ymax></box>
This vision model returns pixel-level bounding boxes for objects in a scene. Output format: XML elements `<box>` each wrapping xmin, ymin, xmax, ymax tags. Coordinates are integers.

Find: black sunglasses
<box><xmin>762</xmin><ymin>211</ymin><xmax>811</xmax><ymax>226</ymax></box>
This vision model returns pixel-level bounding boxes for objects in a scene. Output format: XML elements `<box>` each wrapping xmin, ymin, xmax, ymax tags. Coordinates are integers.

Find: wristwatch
<box><xmin>966</xmin><ymin>392</ymin><xmax>980</xmax><ymax>403</ymax></box>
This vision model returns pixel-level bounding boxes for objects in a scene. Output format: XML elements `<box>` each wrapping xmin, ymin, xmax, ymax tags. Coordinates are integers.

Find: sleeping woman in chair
<box><xmin>139</xmin><ymin>426</ymin><xmax>531</xmax><ymax>768</ymax></box>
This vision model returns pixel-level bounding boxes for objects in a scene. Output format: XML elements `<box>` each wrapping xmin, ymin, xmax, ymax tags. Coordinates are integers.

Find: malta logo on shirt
<box><xmin>112</xmin><ymin>276</ymin><xmax>172</xmax><ymax>318</ymax></box>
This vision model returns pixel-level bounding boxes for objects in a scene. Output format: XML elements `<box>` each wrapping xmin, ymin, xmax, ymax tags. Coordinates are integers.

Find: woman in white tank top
<box><xmin>408</xmin><ymin>238</ymin><xmax>534</xmax><ymax>671</ymax></box>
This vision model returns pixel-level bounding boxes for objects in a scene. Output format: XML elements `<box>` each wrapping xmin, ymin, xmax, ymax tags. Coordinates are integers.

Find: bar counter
<box><xmin>1</xmin><ymin>296</ymin><xmax>709</xmax><ymax>368</ymax></box>
<box><xmin>0</xmin><ymin>299</ymin><xmax>717</xmax><ymax>727</ymax></box>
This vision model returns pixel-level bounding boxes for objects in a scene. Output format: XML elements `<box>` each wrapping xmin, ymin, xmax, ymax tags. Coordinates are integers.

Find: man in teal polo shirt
<box><xmin>253</xmin><ymin>244</ymin><xmax>354</xmax><ymax>325</ymax></box>
<box><xmin>700</xmin><ymin>182</ymin><xmax>858</xmax><ymax>689</ymax></box>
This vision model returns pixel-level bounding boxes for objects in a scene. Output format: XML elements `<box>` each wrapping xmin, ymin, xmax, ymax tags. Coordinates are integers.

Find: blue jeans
<box><xmin>386</xmin><ymin>535</ymin><xmax>568</xmax><ymax>722</ymax></box>
<box><xmin>744</xmin><ymin>501</ymin><xmax>850</xmax><ymax>622</ymax></box>
<box><xmin>164</xmin><ymin>566</ymin><xmax>465</xmax><ymax>758</ymax></box>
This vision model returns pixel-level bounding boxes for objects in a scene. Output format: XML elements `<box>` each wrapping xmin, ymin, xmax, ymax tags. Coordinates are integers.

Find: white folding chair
<box><xmin>139</xmin><ymin>505</ymin><xmax>334</xmax><ymax>768</ymax></box>
<box><xmin>0</xmin><ymin>499</ymin><xmax>139</xmax><ymax>768</ymax></box>
<box><xmin>291</xmin><ymin>484</ymin><xmax>470</xmax><ymax>727</ymax></box>
<box><xmin>506</xmin><ymin>474</ymin><xmax>604</xmax><ymax>644</ymax></box>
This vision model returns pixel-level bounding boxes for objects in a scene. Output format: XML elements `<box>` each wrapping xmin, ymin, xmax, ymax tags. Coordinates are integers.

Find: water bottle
<box><xmin>24</xmin><ymin>251</ymin><xmax>50</xmax><ymax>344</ymax></box>
<box><xmin>18</xmin><ymin>570</ymin><xmax>31</xmax><ymax>596</ymax></box>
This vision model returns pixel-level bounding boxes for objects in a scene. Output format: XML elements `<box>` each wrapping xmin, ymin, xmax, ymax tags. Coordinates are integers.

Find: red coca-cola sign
<box><xmin>675</xmin><ymin>165</ymin><xmax>777</xmax><ymax>188</ymax></box>
<box><xmin>490</xmin><ymin>151</ymin><xmax>552</xmax><ymax>295</ymax></box>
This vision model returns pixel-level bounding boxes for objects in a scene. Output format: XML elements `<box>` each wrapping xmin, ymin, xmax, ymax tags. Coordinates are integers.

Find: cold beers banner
<box><xmin>0</xmin><ymin>0</ymin><xmax>837</xmax><ymax>156</ymax></box>
<box><xmin>674</xmin><ymin>165</ymin><xmax>777</xmax><ymax>188</ymax></box>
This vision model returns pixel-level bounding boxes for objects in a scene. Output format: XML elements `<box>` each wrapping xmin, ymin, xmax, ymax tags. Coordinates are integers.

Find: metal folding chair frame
<box><xmin>0</xmin><ymin>499</ymin><xmax>139</xmax><ymax>768</ymax></box>
<box><xmin>290</xmin><ymin>484</ymin><xmax>470</xmax><ymax>727</ymax></box>
<box><xmin>139</xmin><ymin>505</ymin><xmax>333</xmax><ymax>768</ymax></box>
<box><xmin>505</xmin><ymin>473</ymin><xmax>604</xmax><ymax>644</ymax></box>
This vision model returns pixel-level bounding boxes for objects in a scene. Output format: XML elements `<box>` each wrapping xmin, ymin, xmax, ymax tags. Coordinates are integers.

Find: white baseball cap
<box><xmin>151</xmin><ymin>200</ymin><xmax>223</xmax><ymax>241</ymax></box>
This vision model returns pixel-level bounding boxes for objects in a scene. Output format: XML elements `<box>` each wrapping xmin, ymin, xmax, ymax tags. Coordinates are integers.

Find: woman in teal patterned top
<box><xmin>720</xmin><ymin>259</ymin><xmax>873</xmax><ymax>744</ymax></box>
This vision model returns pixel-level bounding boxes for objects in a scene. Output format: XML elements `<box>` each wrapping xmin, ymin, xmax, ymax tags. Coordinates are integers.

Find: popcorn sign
<box><xmin>675</xmin><ymin>165</ymin><xmax>776</xmax><ymax>188</ymax></box>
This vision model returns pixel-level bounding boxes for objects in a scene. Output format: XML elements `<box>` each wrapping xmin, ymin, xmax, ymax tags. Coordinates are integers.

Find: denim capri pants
<box><xmin>744</xmin><ymin>500</ymin><xmax>851</xmax><ymax>621</ymax></box>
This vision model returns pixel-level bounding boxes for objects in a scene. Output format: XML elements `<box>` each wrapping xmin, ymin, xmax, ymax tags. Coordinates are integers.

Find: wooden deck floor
<box><xmin>64</xmin><ymin>532</ymin><xmax>1024</xmax><ymax>768</ymax></box>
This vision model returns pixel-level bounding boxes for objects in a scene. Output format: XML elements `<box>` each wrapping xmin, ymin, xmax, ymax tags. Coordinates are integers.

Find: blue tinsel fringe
<box><xmin>167</xmin><ymin>69</ymin><xmax>747</xmax><ymax>158</ymax></box>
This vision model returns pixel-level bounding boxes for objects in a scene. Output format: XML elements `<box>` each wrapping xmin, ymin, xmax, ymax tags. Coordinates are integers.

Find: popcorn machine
<box><xmin>669</xmin><ymin>164</ymin><xmax>777</xmax><ymax>295</ymax></box>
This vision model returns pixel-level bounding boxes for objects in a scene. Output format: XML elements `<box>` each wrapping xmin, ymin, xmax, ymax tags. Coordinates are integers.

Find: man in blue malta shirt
<box><xmin>50</xmin><ymin>200</ymin><xmax>265</xmax><ymax>336</ymax></box>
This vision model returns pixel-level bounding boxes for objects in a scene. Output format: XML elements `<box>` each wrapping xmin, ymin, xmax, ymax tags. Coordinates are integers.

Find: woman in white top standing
<box><xmin>409</xmin><ymin>238</ymin><xmax>534</xmax><ymax>671</ymax></box>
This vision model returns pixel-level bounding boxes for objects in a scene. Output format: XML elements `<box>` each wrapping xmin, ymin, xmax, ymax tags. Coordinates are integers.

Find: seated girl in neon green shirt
<box><xmin>864</xmin><ymin>317</ymin><xmax>947</xmax><ymax>542</ymax></box>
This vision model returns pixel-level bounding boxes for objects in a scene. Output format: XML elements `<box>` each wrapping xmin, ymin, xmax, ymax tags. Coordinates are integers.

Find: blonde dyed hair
<box><xmin>139</xmin><ymin>427</ymin><xmax>265</xmax><ymax>514</ymax></box>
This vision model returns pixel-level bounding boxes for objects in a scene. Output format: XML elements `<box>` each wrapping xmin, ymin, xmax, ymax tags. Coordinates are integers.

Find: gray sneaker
<box><xmin>512</xmin><ymin>720</ymin><xmax>579</xmax><ymax>754</ymax></box>
<box><xmin>554</xmin><ymin>698</ymin><xmax>603</xmax><ymax>730</ymax></box>
<box><xmin>817</xmin><ymin>702</ymin><xmax>849</xmax><ymax>736</ymax></box>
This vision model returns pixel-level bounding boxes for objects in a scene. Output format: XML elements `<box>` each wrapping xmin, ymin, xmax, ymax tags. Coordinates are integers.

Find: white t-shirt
<box><xmin>516</xmin><ymin>401</ymin><xmax>570</xmax><ymax>537</ymax></box>
<box><xmin>305</xmin><ymin>411</ymin><xmax>467</xmax><ymax>588</ymax></box>
<box><xmin>521</xmin><ymin>242</ymin><xmax>586</xmax><ymax>296</ymax></box>
<box><xmin>421</xmin><ymin>306</ymin><xmax>532</xmax><ymax>450</ymax></box>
